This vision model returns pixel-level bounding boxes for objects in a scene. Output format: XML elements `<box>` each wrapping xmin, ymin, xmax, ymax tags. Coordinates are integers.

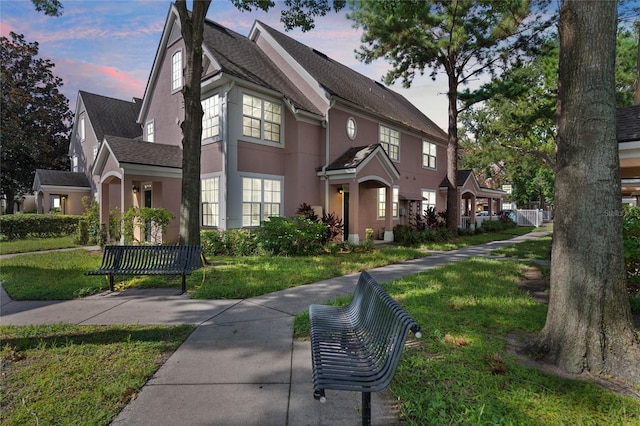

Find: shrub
<box><xmin>75</xmin><ymin>219</ymin><xmax>90</xmax><ymax>245</ymax></box>
<box><xmin>623</xmin><ymin>205</ymin><xmax>640</xmax><ymax>285</ymax></box>
<box><xmin>201</xmin><ymin>229</ymin><xmax>259</xmax><ymax>256</ymax></box>
<box><xmin>257</xmin><ymin>216</ymin><xmax>326</xmax><ymax>256</ymax></box>
<box><xmin>121</xmin><ymin>206</ymin><xmax>176</xmax><ymax>244</ymax></box>
<box><xmin>80</xmin><ymin>196</ymin><xmax>101</xmax><ymax>244</ymax></box>
<box><xmin>0</xmin><ymin>214</ymin><xmax>80</xmax><ymax>240</ymax></box>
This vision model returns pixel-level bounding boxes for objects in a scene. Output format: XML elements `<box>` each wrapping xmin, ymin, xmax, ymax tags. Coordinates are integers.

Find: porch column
<box><xmin>348</xmin><ymin>180</ymin><xmax>360</xmax><ymax>244</ymax></box>
<box><xmin>488</xmin><ymin>198</ymin><xmax>494</xmax><ymax>217</ymax></box>
<box><xmin>384</xmin><ymin>185</ymin><xmax>394</xmax><ymax>242</ymax></box>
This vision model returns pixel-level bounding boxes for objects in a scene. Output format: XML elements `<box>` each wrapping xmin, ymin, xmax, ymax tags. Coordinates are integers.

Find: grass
<box><xmin>0</xmin><ymin>235</ymin><xmax>81</xmax><ymax>255</ymax></box>
<box><xmin>294</xmin><ymin>257</ymin><xmax>640</xmax><ymax>425</ymax></box>
<box><xmin>0</xmin><ymin>323</ymin><xmax>193</xmax><ymax>425</ymax></box>
<box><xmin>0</xmin><ymin>247</ymin><xmax>429</xmax><ymax>300</ymax></box>
<box><xmin>420</xmin><ymin>225</ymin><xmax>551</xmax><ymax>251</ymax></box>
<box><xmin>491</xmin><ymin>234</ymin><xmax>553</xmax><ymax>260</ymax></box>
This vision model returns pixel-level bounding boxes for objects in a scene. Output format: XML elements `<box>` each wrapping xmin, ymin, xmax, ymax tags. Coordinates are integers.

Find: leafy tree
<box><xmin>347</xmin><ymin>0</ymin><xmax>554</xmax><ymax>232</ymax></box>
<box><xmin>0</xmin><ymin>32</ymin><xmax>72</xmax><ymax>214</ymax></box>
<box><xmin>616</xmin><ymin>24</ymin><xmax>639</xmax><ymax>107</ymax></box>
<box><xmin>527</xmin><ymin>0</ymin><xmax>640</xmax><ymax>384</ymax></box>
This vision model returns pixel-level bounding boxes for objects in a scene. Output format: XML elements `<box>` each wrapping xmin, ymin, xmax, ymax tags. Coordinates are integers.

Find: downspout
<box><xmin>320</xmin><ymin>99</ymin><xmax>336</xmax><ymax>213</ymax></box>
<box><xmin>221</xmin><ymin>80</ymin><xmax>235</xmax><ymax>231</ymax></box>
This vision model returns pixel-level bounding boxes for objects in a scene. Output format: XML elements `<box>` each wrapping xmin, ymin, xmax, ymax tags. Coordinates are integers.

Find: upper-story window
<box><xmin>171</xmin><ymin>50</ymin><xmax>182</xmax><ymax>92</ymax></box>
<box><xmin>346</xmin><ymin>117</ymin><xmax>357</xmax><ymax>140</ymax></box>
<box><xmin>379</xmin><ymin>124</ymin><xmax>399</xmax><ymax>161</ymax></box>
<box><xmin>146</xmin><ymin>121</ymin><xmax>155</xmax><ymax>143</ymax></box>
<box><xmin>72</xmin><ymin>155</ymin><xmax>78</xmax><ymax>172</ymax></box>
<box><xmin>80</xmin><ymin>116</ymin><xmax>85</xmax><ymax>142</ymax></box>
<box><xmin>242</xmin><ymin>93</ymin><xmax>282</xmax><ymax>143</ymax></box>
<box><xmin>202</xmin><ymin>94</ymin><xmax>220</xmax><ymax>141</ymax></box>
<box><xmin>423</xmin><ymin>141</ymin><xmax>437</xmax><ymax>169</ymax></box>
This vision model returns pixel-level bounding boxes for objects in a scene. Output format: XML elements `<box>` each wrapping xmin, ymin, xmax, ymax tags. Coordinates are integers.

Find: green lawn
<box><xmin>0</xmin><ymin>235</ymin><xmax>81</xmax><ymax>255</ymax></box>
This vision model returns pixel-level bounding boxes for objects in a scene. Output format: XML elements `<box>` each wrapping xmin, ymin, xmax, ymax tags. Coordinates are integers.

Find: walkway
<box><xmin>0</xmin><ymin>231</ymin><xmax>550</xmax><ymax>425</ymax></box>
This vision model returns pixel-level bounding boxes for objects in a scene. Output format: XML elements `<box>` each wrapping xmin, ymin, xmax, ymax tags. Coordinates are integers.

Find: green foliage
<box><xmin>1</xmin><ymin>32</ymin><xmax>72</xmax><ymax>214</ymax></box>
<box><xmin>624</xmin><ymin>205</ymin><xmax>640</xmax><ymax>284</ymax></box>
<box><xmin>479</xmin><ymin>216</ymin><xmax>517</xmax><ymax>233</ymax></box>
<box><xmin>75</xmin><ymin>219</ymin><xmax>89</xmax><ymax>245</ymax></box>
<box><xmin>257</xmin><ymin>216</ymin><xmax>326</xmax><ymax>256</ymax></box>
<box><xmin>201</xmin><ymin>229</ymin><xmax>259</xmax><ymax>256</ymax></box>
<box><xmin>0</xmin><ymin>213</ymin><xmax>80</xmax><ymax>240</ymax></box>
<box><xmin>296</xmin><ymin>202</ymin><xmax>344</xmax><ymax>244</ymax></box>
<box><xmin>122</xmin><ymin>207</ymin><xmax>176</xmax><ymax>244</ymax></box>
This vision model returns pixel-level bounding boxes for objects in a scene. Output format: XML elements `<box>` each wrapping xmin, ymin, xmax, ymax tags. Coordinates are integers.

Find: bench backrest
<box><xmin>345</xmin><ymin>271</ymin><xmax>419</xmax><ymax>387</ymax></box>
<box><xmin>99</xmin><ymin>245</ymin><xmax>202</xmax><ymax>272</ymax></box>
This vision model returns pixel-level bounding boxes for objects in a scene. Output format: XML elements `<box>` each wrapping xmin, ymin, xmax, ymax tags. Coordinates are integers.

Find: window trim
<box><xmin>241</xmin><ymin>174</ymin><xmax>284</xmax><ymax>227</ymax></box>
<box><xmin>171</xmin><ymin>49</ymin><xmax>183</xmax><ymax>93</ymax></box>
<box><xmin>146</xmin><ymin>120</ymin><xmax>155</xmax><ymax>143</ymax></box>
<box><xmin>346</xmin><ymin>117</ymin><xmax>357</xmax><ymax>140</ymax></box>
<box><xmin>379</xmin><ymin>124</ymin><xmax>400</xmax><ymax>161</ymax></box>
<box><xmin>421</xmin><ymin>189</ymin><xmax>437</xmax><ymax>212</ymax></box>
<box><xmin>202</xmin><ymin>93</ymin><xmax>221</xmax><ymax>143</ymax></box>
<box><xmin>422</xmin><ymin>140</ymin><xmax>437</xmax><ymax>170</ymax></box>
<box><xmin>241</xmin><ymin>91</ymin><xmax>284</xmax><ymax>147</ymax></box>
<box><xmin>201</xmin><ymin>175</ymin><xmax>220</xmax><ymax>228</ymax></box>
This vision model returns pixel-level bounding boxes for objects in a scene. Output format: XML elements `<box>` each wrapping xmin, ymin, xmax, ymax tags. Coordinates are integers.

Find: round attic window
<box><xmin>346</xmin><ymin>117</ymin><xmax>357</xmax><ymax>140</ymax></box>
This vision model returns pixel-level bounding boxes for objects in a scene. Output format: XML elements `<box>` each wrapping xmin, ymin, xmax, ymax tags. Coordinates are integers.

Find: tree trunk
<box><xmin>530</xmin><ymin>0</ymin><xmax>640</xmax><ymax>384</ymax></box>
<box><xmin>446</xmin><ymin>72</ymin><xmax>459</xmax><ymax>233</ymax></box>
<box><xmin>175</xmin><ymin>1</ymin><xmax>211</xmax><ymax>246</ymax></box>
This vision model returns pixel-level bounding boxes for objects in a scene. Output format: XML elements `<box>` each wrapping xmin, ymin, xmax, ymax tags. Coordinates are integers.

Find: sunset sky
<box><xmin>1</xmin><ymin>0</ymin><xmax>457</xmax><ymax>130</ymax></box>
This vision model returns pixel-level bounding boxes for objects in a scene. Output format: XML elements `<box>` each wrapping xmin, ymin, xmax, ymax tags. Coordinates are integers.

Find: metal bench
<box><xmin>309</xmin><ymin>271</ymin><xmax>421</xmax><ymax>426</ymax></box>
<box><xmin>85</xmin><ymin>245</ymin><xmax>203</xmax><ymax>293</ymax></box>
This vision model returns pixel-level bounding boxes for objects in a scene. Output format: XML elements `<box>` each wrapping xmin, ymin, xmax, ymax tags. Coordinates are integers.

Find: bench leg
<box><xmin>109</xmin><ymin>275</ymin><xmax>114</xmax><ymax>292</ymax></box>
<box><xmin>362</xmin><ymin>392</ymin><xmax>371</xmax><ymax>426</ymax></box>
<box><xmin>181</xmin><ymin>275</ymin><xmax>186</xmax><ymax>294</ymax></box>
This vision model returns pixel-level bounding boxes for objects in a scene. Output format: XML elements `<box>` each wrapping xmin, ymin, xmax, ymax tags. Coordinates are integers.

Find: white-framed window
<box><xmin>378</xmin><ymin>187</ymin><xmax>399</xmax><ymax>219</ymax></box>
<box><xmin>242</xmin><ymin>176</ymin><xmax>282</xmax><ymax>227</ymax></box>
<box><xmin>201</xmin><ymin>176</ymin><xmax>219</xmax><ymax>227</ymax></box>
<box><xmin>422</xmin><ymin>189</ymin><xmax>437</xmax><ymax>211</ymax></box>
<box><xmin>146</xmin><ymin>120</ymin><xmax>154</xmax><ymax>143</ymax></box>
<box><xmin>72</xmin><ymin>155</ymin><xmax>78</xmax><ymax>172</ymax></box>
<box><xmin>80</xmin><ymin>116</ymin><xmax>85</xmax><ymax>141</ymax></box>
<box><xmin>422</xmin><ymin>141</ymin><xmax>437</xmax><ymax>169</ymax></box>
<box><xmin>346</xmin><ymin>117</ymin><xmax>357</xmax><ymax>140</ymax></box>
<box><xmin>171</xmin><ymin>50</ymin><xmax>182</xmax><ymax>91</ymax></box>
<box><xmin>377</xmin><ymin>188</ymin><xmax>386</xmax><ymax>219</ymax></box>
<box><xmin>242</xmin><ymin>93</ymin><xmax>282</xmax><ymax>143</ymax></box>
<box><xmin>202</xmin><ymin>94</ymin><xmax>220</xmax><ymax>141</ymax></box>
<box><xmin>392</xmin><ymin>187</ymin><xmax>399</xmax><ymax>218</ymax></box>
<box><xmin>92</xmin><ymin>145</ymin><xmax>98</xmax><ymax>161</ymax></box>
<box><xmin>379</xmin><ymin>124</ymin><xmax>399</xmax><ymax>161</ymax></box>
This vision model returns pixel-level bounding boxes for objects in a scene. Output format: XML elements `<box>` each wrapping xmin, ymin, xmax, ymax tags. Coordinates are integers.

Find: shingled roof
<box><xmin>103</xmin><ymin>135</ymin><xmax>182</xmax><ymax>169</ymax></box>
<box><xmin>617</xmin><ymin>105</ymin><xmax>640</xmax><ymax>143</ymax></box>
<box><xmin>80</xmin><ymin>91</ymin><xmax>143</xmax><ymax>142</ymax></box>
<box><xmin>202</xmin><ymin>20</ymin><xmax>322</xmax><ymax>116</ymax></box>
<box><xmin>256</xmin><ymin>21</ymin><xmax>448</xmax><ymax>143</ymax></box>
<box><xmin>33</xmin><ymin>169</ymin><xmax>90</xmax><ymax>189</ymax></box>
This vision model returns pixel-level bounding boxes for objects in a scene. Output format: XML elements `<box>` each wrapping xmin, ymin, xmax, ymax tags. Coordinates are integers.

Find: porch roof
<box><xmin>93</xmin><ymin>136</ymin><xmax>183</xmax><ymax>177</ymax></box>
<box><xmin>617</xmin><ymin>105</ymin><xmax>640</xmax><ymax>143</ymax></box>
<box><xmin>320</xmin><ymin>144</ymin><xmax>400</xmax><ymax>182</ymax></box>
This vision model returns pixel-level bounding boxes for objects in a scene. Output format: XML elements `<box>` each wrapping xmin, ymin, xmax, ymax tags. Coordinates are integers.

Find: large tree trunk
<box><xmin>446</xmin><ymin>72</ymin><xmax>459</xmax><ymax>234</ymax></box>
<box><xmin>530</xmin><ymin>0</ymin><xmax>640</xmax><ymax>384</ymax></box>
<box><xmin>175</xmin><ymin>1</ymin><xmax>211</xmax><ymax>246</ymax></box>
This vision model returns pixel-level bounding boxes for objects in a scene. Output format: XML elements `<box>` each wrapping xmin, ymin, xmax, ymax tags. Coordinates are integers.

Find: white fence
<box><xmin>460</xmin><ymin>209</ymin><xmax>545</xmax><ymax>229</ymax></box>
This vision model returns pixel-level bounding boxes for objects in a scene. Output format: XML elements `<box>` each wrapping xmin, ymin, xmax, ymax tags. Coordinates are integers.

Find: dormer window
<box><xmin>171</xmin><ymin>50</ymin><xmax>182</xmax><ymax>91</ymax></box>
<box><xmin>80</xmin><ymin>116</ymin><xmax>85</xmax><ymax>141</ymax></box>
<box><xmin>146</xmin><ymin>120</ymin><xmax>155</xmax><ymax>143</ymax></box>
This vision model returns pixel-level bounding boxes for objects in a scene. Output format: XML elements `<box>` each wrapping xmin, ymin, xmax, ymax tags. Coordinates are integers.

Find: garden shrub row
<box><xmin>0</xmin><ymin>213</ymin><xmax>81</xmax><ymax>240</ymax></box>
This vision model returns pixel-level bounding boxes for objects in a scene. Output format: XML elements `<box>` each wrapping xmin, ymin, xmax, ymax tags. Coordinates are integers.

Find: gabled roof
<box><xmin>439</xmin><ymin>170</ymin><xmax>473</xmax><ymax>188</ymax></box>
<box><xmin>79</xmin><ymin>91</ymin><xmax>143</xmax><ymax>142</ymax></box>
<box><xmin>321</xmin><ymin>144</ymin><xmax>400</xmax><ymax>181</ymax></box>
<box><xmin>256</xmin><ymin>21</ymin><xmax>448</xmax><ymax>143</ymax></box>
<box><xmin>617</xmin><ymin>105</ymin><xmax>640</xmax><ymax>143</ymax></box>
<box><xmin>33</xmin><ymin>169</ymin><xmax>90</xmax><ymax>190</ymax></box>
<box><xmin>101</xmin><ymin>136</ymin><xmax>183</xmax><ymax>169</ymax></box>
<box><xmin>201</xmin><ymin>20</ymin><xmax>322</xmax><ymax>116</ymax></box>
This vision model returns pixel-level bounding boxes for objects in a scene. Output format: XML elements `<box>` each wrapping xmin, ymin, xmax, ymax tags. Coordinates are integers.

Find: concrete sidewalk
<box><xmin>0</xmin><ymin>231</ymin><xmax>550</xmax><ymax>425</ymax></box>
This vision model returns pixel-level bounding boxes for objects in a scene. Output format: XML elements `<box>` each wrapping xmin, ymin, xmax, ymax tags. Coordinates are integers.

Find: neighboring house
<box><xmin>618</xmin><ymin>104</ymin><xmax>640</xmax><ymax>205</ymax></box>
<box><xmin>52</xmin><ymin>4</ymin><xmax>506</xmax><ymax>243</ymax></box>
<box><xmin>440</xmin><ymin>170</ymin><xmax>507</xmax><ymax>226</ymax></box>
<box><xmin>32</xmin><ymin>169</ymin><xmax>90</xmax><ymax>214</ymax></box>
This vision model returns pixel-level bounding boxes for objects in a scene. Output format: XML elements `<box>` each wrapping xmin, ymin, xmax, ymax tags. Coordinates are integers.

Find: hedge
<box><xmin>0</xmin><ymin>214</ymin><xmax>81</xmax><ymax>240</ymax></box>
